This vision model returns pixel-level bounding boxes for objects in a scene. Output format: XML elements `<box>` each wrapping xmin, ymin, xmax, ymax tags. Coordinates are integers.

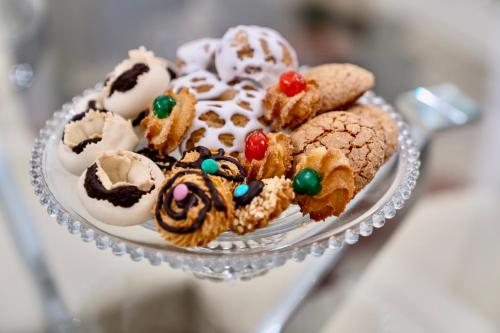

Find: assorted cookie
<box><xmin>59</xmin><ymin>25</ymin><xmax>400</xmax><ymax>247</ymax></box>
<box><xmin>58</xmin><ymin>109</ymin><xmax>139</xmax><ymax>175</ymax></box>
<box><xmin>77</xmin><ymin>151</ymin><xmax>164</xmax><ymax>226</ymax></box>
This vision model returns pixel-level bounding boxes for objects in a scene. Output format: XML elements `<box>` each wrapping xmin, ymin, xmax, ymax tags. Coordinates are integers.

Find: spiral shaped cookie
<box><xmin>240</xmin><ymin>132</ymin><xmax>293</xmax><ymax>181</ymax></box>
<box><xmin>155</xmin><ymin>169</ymin><xmax>234</xmax><ymax>247</ymax></box>
<box><xmin>292</xmin><ymin>147</ymin><xmax>355</xmax><ymax>221</ymax></box>
<box><xmin>231</xmin><ymin>177</ymin><xmax>294</xmax><ymax>235</ymax></box>
<box><xmin>142</xmin><ymin>88</ymin><xmax>196</xmax><ymax>155</ymax></box>
<box><xmin>263</xmin><ymin>79</ymin><xmax>322</xmax><ymax>130</ymax></box>
<box><xmin>175</xmin><ymin>146</ymin><xmax>246</xmax><ymax>184</ymax></box>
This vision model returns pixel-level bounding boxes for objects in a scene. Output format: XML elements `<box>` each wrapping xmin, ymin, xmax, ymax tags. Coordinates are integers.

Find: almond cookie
<box><xmin>291</xmin><ymin>111</ymin><xmax>386</xmax><ymax>193</ymax></box>
<box><xmin>231</xmin><ymin>177</ymin><xmax>294</xmax><ymax>235</ymax></box>
<box><xmin>348</xmin><ymin>104</ymin><xmax>399</xmax><ymax>160</ymax></box>
<box><xmin>58</xmin><ymin>109</ymin><xmax>139</xmax><ymax>175</ymax></box>
<box><xmin>239</xmin><ymin>131</ymin><xmax>293</xmax><ymax>181</ymax></box>
<box><xmin>175</xmin><ymin>146</ymin><xmax>246</xmax><ymax>184</ymax></box>
<box><xmin>78</xmin><ymin>151</ymin><xmax>164</xmax><ymax>226</ymax></box>
<box><xmin>304</xmin><ymin>64</ymin><xmax>374</xmax><ymax>113</ymax></box>
<box><xmin>215</xmin><ymin>25</ymin><xmax>299</xmax><ymax>88</ymax></box>
<box><xmin>154</xmin><ymin>169</ymin><xmax>234</xmax><ymax>247</ymax></box>
<box><xmin>292</xmin><ymin>147</ymin><xmax>355</xmax><ymax>220</ymax></box>
<box><xmin>263</xmin><ymin>73</ymin><xmax>322</xmax><ymax>130</ymax></box>
<box><xmin>142</xmin><ymin>88</ymin><xmax>196</xmax><ymax>155</ymax></box>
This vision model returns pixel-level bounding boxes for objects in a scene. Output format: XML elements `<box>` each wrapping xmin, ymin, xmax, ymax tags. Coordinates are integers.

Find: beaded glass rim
<box><xmin>30</xmin><ymin>84</ymin><xmax>420</xmax><ymax>280</ymax></box>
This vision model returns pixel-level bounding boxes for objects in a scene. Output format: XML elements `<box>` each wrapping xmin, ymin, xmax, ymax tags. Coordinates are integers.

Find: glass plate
<box><xmin>30</xmin><ymin>84</ymin><xmax>420</xmax><ymax>281</ymax></box>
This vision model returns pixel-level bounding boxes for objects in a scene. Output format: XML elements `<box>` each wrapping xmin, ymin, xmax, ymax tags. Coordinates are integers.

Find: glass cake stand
<box><xmin>30</xmin><ymin>83</ymin><xmax>420</xmax><ymax>281</ymax></box>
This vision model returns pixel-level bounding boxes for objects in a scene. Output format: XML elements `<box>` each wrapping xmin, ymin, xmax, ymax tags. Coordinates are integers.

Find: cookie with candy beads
<box><xmin>154</xmin><ymin>168</ymin><xmax>234</xmax><ymax>247</ymax></box>
<box><xmin>231</xmin><ymin>177</ymin><xmax>294</xmax><ymax>235</ymax></box>
<box><xmin>303</xmin><ymin>64</ymin><xmax>374</xmax><ymax>113</ymax></box>
<box><xmin>101</xmin><ymin>46</ymin><xmax>172</xmax><ymax>123</ymax></box>
<box><xmin>239</xmin><ymin>131</ymin><xmax>293</xmax><ymax>181</ymax></box>
<box><xmin>292</xmin><ymin>147</ymin><xmax>355</xmax><ymax>221</ymax></box>
<box><xmin>58</xmin><ymin>109</ymin><xmax>139</xmax><ymax>175</ymax></box>
<box><xmin>77</xmin><ymin>151</ymin><xmax>164</xmax><ymax>226</ymax></box>
<box><xmin>135</xmin><ymin>147</ymin><xmax>177</xmax><ymax>173</ymax></box>
<box><xmin>175</xmin><ymin>146</ymin><xmax>246</xmax><ymax>184</ymax></box>
<box><xmin>142</xmin><ymin>88</ymin><xmax>196</xmax><ymax>155</ymax></box>
<box><xmin>263</xmin><ymin>71</ymin><xmax>322</xmax><ymax>130</ymax></box>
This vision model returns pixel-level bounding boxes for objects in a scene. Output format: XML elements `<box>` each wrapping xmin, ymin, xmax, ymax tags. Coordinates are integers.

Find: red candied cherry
<box><xmin>279</xmin><ymin>71</ymin><xmax>307</xmax><ymax>97</ymax></box>
<box><xmin>245</xmin><ymin>131</ymin><xmax>269</xmax><ymax>161</ymax></box>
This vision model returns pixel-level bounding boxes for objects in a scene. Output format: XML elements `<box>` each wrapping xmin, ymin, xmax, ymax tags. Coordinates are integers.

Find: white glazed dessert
<box><xmin>215</xmin><ymin>25</ymin><xmax>299</xmax><ymax>88</ymax></box>
<box><xmin>77</xmin><ymin>151</ymin><xmax>164</xmax><ymax>226</ymax></box>
<box><xmin>101</xmin><ymin>46</ymin><xmax>171</xmax><ymax>121</ymax></box>
<box><xmin>58</xmin><ymin>109</ymin><xmax>139</xmax><ymax>175</ymax></box>
<box><xmin>176</xmin><ymin>38</ymin><xmax>219</xmax><ymax>75</ymax></box>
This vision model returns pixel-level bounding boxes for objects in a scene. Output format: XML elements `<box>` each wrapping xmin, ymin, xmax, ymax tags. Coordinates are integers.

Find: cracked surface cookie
<box><xmin>291</xmin><ymin>111</ymin><xmax>386</xmax><ymax>193</ymax></box>
<box><xmin>304</xmin><ymin>64</ymin><xmax>374</xmax><ymax>113</ymax></box>
<box><xmin>348</xmin><ymin>104</ymin><xmax>399</xmax><ymax>160</ymax></box>
<box><xmin>231</xmin><ymin>177</ymin><xmax>294</xmax><ymax>235</ymax></box>
<box><xmin>239</xmin><ymin>131</ymin><xmax>293</xmax><ymax>181</ymax></box>
<box><xmin>142</xmin><ymin>88</ymin><xmax>196</xmax><ymax>155</ymax></box>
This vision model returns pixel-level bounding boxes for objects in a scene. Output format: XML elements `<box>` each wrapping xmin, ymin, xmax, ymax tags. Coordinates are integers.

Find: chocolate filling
<box><xmin>108</xmin><ymin>63</ymin><xmax>150</xmax><ymax>97</ymax></box>
<box><xmin>155</xmin><ymin>169</ymin><xmax>226</xmax><ymax>234</ymax></box>
<box><xmin>72</xmin><ymin>137</ymin><xmax>102</xmax><ymax>154</ymax></box>
<box><xmin>132</xmin><ymin>109</ymin><xmax>148</xmax><ymax>127</ymax></box>
<box><xmin>136</xmin><ymin>147</ymin><xmax>177</xmax><ymax>172</ymax></box>
<box><xmin>167</xmin><ymin>66</ymin><xmax>178</xmax><ymax>80</ymax></box>
<box><xmin>175</xmin><ymin>146</ymin><xmax>246</xmax><ymax>182</ymax></box>
<box><xmin>234</xmin><ymin>180</ymin><xmax>264</xmax><ymax>207</ymax></box>
<box><xmin>84</xmin><ymin>163</ymin><xmax>154</xmax><ymax>208</ymax></box>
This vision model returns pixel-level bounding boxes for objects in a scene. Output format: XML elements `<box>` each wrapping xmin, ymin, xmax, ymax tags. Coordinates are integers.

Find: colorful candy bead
<box><xmin>245</xmin><ymin>131</ymin><xmax>269</xmax><ymax>161</ymax></box>
<box><xmin>173</xmin><ymin>183</ymin><xmax>188</xmax><ymax>201</ymax></box>
<box><xmin>233</xmin><ymin>184</ymin><xmax>249</xmax><ymax>198</ymax></box>
<box><xmin>201</xmin><ymin>158</ymin><xmax>219</xmax><ymax>174</ymax></box>
<box><xmin>293</xmin><ymin>168</ymin><xmax>321</xmax><ymax>195</ymax></box>
<box><xmin>279</xmin><ymin>71</ymin><xmax>306</xmax><ymax>97</ymax></box>
<box><xmin>153</xmin><ymin>95</ymin><xmax>176</xmax><ymax>119</ymax></box>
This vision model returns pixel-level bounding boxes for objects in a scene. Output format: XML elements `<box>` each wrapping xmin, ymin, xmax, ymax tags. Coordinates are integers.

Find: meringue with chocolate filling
<box><xmin>58</xmin><ymin>109</ymin><xmax>139</xmax><ymax>175</ymax></box>
<box><xmin>77</xmin><ymin>151</ymin><xmax>164</xmax><ymax>226</ymax></box>
<box><xmin>102</xmin><ymin>46</ymin><xmax>171</xmax><ymax>121</ymax></box>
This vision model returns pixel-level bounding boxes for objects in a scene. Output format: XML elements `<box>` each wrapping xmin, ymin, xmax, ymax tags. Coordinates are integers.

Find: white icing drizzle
<box><xmin>176</xmin><ymin>38</ymin><xmax>220</xmax><ymax>75</ymax></box>
<box><xmin>180</xmin><ymin>80</ymin><xmax>269</xmax><ymax>154</ymax></box>
<box><xmin>215</xmin><ymin>25</ymin><xmax>299</xmax><ymax>88</ymax></box>
<box><xmin>170</xmin><ymin>70</ymin><xmax>230</xmax><ymax>100</ymax></box>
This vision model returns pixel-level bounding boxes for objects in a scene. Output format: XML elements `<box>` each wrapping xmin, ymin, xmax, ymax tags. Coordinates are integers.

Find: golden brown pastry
<box><xmin>231</xmin><ymin>177</ymin><xmax>294</xmax><ymax>235</ymax></box>
<box><xmin>304</xmin><ymin>64</ymin><xmax>374</xmax><ymax>113</ymax></box>
<box><xmin>142</xmin><ymin>88</ymin><xmax>196</xmax><ymax>155</ymax></box>
<box><xmin>291</xmin><ymin>111</ymin><xmax>386</xmax><ymax>193</ymax></box>
<box><xmin>239</xmin><ymin>132</ymin><xmax>293</xmax><ymax>181</ymax></box>
<box><xmin>263</xmin><ymin>79</ymin><xmax>322</xmax><ymax>130</ymax></box>
<box><xmin>154</xmin><ymin>168</ymin><xmax>234</xmax><ymax>247</ymax></box>
<box><xmin>292</xmin><ymin>147</ymin><xmax>355</xmax><ymax>221</ymax></box>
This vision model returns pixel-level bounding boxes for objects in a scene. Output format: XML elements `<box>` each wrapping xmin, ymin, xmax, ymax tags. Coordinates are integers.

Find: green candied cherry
<box><xmin>153</xmin><ymin>95</ymin><xmax>176</xmax><ymax>119</ymax></box>
<box><xmin>201</xmin><ymin>158</ymin><xmax>219</xmax><ymax>174</ymax></box>
<box><xmin>292</xmin><ymin>168</ymin><xmax>322</xmax><ymax>196</ymax></box>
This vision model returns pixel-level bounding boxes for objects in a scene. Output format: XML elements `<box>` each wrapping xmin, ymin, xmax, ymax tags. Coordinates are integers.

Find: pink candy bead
<box><xmin>173</xmin><ymin>183</ymin><xmax>188</xmax><ymax>201</ymax></box>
